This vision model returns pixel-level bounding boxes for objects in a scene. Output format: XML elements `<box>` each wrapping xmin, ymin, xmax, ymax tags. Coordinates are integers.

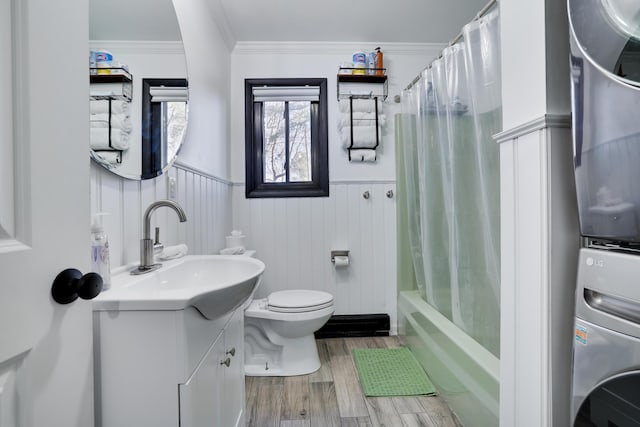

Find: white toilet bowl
<box><xmin>244</xmin><ymin>290</ymin><xmax>334</xmax><ymax>376</ymax></box>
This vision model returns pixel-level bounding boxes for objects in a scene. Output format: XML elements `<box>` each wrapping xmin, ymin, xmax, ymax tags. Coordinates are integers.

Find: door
<box><xmin>0</xmin><ymin>0</ymin><xmax>92</xmax><ymax>425</ymax></box>
<box><xmin>179</xmin><ymin>334</ymin><xmax>225</xmax><ymax>426</ymax></box>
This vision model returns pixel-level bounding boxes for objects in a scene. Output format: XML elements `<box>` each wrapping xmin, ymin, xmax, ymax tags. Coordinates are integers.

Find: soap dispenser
<box><xmin>91</xmin><ymin>213</ymin><xmax>111</xmax><ymax>291</ymax></box>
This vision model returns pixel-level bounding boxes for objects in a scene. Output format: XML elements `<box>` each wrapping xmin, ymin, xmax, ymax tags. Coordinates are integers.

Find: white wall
<box><xmin>230</xmin><ymin>42</ymin><xmax>441</xmax><ymax>332</ymax></box>
<box><xmin>499</xmin><ymin>0</ymin><xmax>579</xmax><ymax>425</ymax></box>
<box><xmin>92</xmin><ymin>0</ymin><xmax>234</xmax><ymax>269</ymax></box>
<box><xmin>173</xmin><ymin>0</ymin><xmax>231</xmax><ymax>179</ymax></box>
<box><xmin>230</xmin><ymin>42</ymin><xmax>442</xmax><ymax>182</ymax></box>
<box><xmin>91</xmin><ymin>163</ymin><xmax>232</xmax><ymax>268</ymax></box>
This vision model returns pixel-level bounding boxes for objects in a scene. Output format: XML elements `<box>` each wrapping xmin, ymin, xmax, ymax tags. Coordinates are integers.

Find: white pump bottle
<box><xmin>91</xmin><ymin>213</ymin><xmax>111</xmax><ymax>291</ymax></box>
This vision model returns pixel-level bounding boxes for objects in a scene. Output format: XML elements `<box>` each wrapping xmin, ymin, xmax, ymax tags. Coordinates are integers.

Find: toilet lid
<box><xmin>268</xmin><ymin>290</ymin><xmax>334</xmax><ymax>313</ymax></box>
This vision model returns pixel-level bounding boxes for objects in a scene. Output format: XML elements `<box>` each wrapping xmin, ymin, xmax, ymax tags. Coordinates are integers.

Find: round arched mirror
<box><xmin>89</xmin><ymin>0</ymin><xmax>188</xmax><ymax>180</ymax></box>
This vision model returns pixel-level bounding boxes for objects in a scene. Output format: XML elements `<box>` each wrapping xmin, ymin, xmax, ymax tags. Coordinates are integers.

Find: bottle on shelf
<box><xmin>375</xmin><ymin>47</ymin><xmax>384</xmax><ymax>76</ymax></box>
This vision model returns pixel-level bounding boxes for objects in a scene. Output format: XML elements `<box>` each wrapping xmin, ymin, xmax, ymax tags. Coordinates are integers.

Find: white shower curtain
<box><xmin>399</xmin><ymin>9</ymin><xmax>501</xmax><ymax>356</ymax></box>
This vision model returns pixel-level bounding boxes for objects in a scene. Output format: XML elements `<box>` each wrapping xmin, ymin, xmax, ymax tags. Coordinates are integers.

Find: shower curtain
<box><xmin>399</xmin><ymin>9</ymin><xmax>501</xmax><ymax>356</ymax></box>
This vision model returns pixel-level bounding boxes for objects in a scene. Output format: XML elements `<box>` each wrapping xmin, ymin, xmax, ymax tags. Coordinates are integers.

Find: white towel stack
<box><xmin>90</xmin><ymin>100</ymin><xmax>130</xmax><ymax>115</ymax></box>
<box><xmin>93</xmin><ymin>151</ymin><xmax>121</xmax><ymax>166</ymax></box>
<box><xmin>90</xmin><ymin>100</ymin><xmax>132</xmax><ymax>152</ymax></box>
<box><xmin>338</xmin><ymin>99</ymin><xmax>384</xmax><ymax>149</ymax></box>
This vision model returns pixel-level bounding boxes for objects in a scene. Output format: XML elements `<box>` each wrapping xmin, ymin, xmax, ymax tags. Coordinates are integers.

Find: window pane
<box><xmin>166</xmin><ymin>102</ymin><xmax>186</xmax><ymax>161</ymax></box>
<box><xmin>288</xmin><ymin>101</ymin><xmax>312</xmax><ymax>182</ymax></box>
<box><xmin>263</xmin><ymin>101</ymin><xmax>287</xmax><ymax>182</ymax></box>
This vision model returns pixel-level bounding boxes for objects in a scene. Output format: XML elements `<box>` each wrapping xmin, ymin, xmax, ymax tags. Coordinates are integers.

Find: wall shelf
<box><xmin>90</xmin><ymin>68</ymin><xmax>133</xmax><ymax>101</ymax></box>
<box><xmin>337</xmin><ymin>68</ymin><xmax>388</xmax><ymax>101</ymax></box>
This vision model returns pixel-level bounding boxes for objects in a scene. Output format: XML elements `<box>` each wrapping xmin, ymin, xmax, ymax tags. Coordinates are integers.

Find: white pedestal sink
<box><xmin>94</xmin><ymin>254</ymin><xmax>265</xmax><ymax>319</ymax></box>
<box><xmin>92</xmin><ymin>255</ymin><xmax>265</xmax><ymax>427</ymax></box>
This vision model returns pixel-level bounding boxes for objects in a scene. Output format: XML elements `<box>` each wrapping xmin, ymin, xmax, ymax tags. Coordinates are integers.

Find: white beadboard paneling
<box><xmin>497</xmin><ymin>116</ymin><xmax>579</xmax><ymax>427</ymax></box>
<box><xmin>232</xmin><ymin>181</ymin><xmax>398</xmax><ymax>332</ymax></box>
<box><xmin>90</xmin><ymin>163</ymin><xmax>233</xmax><ymax>269</ymax></box>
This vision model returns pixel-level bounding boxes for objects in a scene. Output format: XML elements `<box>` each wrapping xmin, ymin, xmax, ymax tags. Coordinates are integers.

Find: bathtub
<box><xmin>398</xmin><ymin>290</ymin><xmax>499</xmax><ymax>426</ymax></box>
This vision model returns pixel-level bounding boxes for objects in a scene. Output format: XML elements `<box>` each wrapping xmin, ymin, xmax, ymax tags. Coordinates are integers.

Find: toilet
<box><xmin>244</xmin><ymin>289</ymin><xmax>334</xmax><ymax>376</ymax></box>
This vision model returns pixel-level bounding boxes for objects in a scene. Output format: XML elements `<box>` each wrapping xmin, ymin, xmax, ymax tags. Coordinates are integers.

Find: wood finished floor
<box><xmin>245</xmin><ymin>337</ymin><xmax>463</xmax><ymax>427</ymax></box>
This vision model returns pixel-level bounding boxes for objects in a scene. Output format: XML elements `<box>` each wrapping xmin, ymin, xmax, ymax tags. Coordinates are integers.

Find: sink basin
<box><xmin>93</xmin><ymin>255</ymin><xmax>265</xmax><ymax>319</ymax></box>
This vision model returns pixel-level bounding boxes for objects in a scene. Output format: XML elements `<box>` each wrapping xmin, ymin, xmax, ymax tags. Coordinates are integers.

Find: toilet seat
<box><xmin>268</xmin><ymin>290</ymin><xmax>334</xmax><ymax>313</ymax></box>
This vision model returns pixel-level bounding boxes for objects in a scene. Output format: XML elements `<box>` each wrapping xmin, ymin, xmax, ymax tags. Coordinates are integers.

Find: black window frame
<box><xmin>245</xmin><ymin>78</ymin><xmax>329</xmax><ymax>198</ymax></box>
<box><xmin>141</xmin><ymin>78</ymin><xmax>188</xmax><ymax>180</ymax></box>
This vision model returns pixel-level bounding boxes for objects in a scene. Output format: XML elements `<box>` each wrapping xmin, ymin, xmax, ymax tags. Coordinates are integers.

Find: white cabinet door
<box><xmin>179</xmin><ymin>308</ymin><xmax>246</xmax><ymax>427</ymax></box>
<box><xmin>0</xmin><ymin>0</ymin><xmax>92</xmax><ymax>425</ymax></box>
<box><xmin>223</xmin><ymin>309</ymin><xmax>245</xmax><ymax>427</ymax></box>
<box><xmin>179</xmin><ymin>335</ymin><xmax>224</xmax><ymax>427</ymax></box>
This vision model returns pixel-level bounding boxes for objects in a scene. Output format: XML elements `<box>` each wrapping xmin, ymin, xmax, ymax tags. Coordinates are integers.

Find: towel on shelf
<box><xmin>340</xmin><ymin>126</ymin><xmax>382</xmax><ymax>149</ymax></box>
<box><xmin>157</xmin><ymin>244</ymin><xmax>189</xmax><ymax>260</ymax></box>
<box><xmin>349</xmin><ymin>149</ymin><xmax>377</xmax><ymax>162</ymax></box>
<box><xmin>220</xmin><ymin>246</ymin><xmax>246</xmax><ymax>255</ymax></box>
<box><xmin>90</xmin><ymin>127</ymin><xmax>130</xmax><ymax>151</ymax></box>
<box><xmin>338</xmin><ymin>112</ymin><xmax>387</xmax><ymax>129</ymax></box>
<box><xmin>90</xmin><ymin>100</ymin><xmax>130</xmax><ymax>115</ymax></box>
<box><xmin>93</xmin><ymin>151</ymin><xmax>121</xmax><ymax>166</ymax></box>
<box><xmin>338</xmin><ymin>98</ymin><xmax>382</xmax><ymax>113</ymax></box>
<box><xmin>90</xmin><ymin>113</ymin><xmax>133</xmax><ymax>132</ymax></box>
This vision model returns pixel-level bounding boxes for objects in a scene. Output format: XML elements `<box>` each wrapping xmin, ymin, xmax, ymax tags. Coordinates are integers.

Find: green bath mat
<box><xmin>352</xmin><ymin>347</ymin><xmax>437</xmax><ymax>397</ymax></box>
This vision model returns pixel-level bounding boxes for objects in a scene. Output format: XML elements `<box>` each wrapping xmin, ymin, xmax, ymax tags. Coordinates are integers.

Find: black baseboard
<box><xmin>314</xmin><ymin>314</ymin><xmax>390</xmax><ymax>338</ymax></box>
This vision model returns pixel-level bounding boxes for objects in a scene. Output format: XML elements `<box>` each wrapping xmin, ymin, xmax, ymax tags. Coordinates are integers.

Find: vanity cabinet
<box><xmin>93</xmin><ymin>305</ymin><xmax>245</xmax><ymax>427</ymax></box>
<box><xmin>179</xmin><ymin>308</ymin><xmax>244</xmax><ymax>427</ymax></box>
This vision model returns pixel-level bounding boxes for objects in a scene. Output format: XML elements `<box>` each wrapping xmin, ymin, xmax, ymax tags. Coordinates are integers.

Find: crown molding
<box><xmin>89</xmin><ymin>40</ymin><xmax>185</xmax><ymax>55</ymax></box>
<box><xmin>232</xmin><ymin>41</ymin><xmax>444</xmax><ymax>56</ymax></box>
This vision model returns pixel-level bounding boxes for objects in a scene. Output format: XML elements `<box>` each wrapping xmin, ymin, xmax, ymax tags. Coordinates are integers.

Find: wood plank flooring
<box><xmin>245</xmin><ymin>337</ymin><xmax>463</xmax><ymax>427</ymax></box>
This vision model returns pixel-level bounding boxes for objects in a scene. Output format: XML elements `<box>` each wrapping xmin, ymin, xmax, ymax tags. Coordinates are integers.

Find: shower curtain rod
<box><xmin>403</xmin><ymin>0</ymin><xmax>498</xmax><ymax>91</ymax></box>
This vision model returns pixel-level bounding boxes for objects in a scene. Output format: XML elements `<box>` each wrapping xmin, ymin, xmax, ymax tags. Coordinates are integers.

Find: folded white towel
<box><xmin>90</xmin><ymin>100</ymin><xmax>130</xmax><ymax>115</ymax></box>
<box><xmin>90</xmin><ymin>113</ymin><xmax>133</xmax><ymax>132</ymax></box>
<box><xmin>350</xmin><ymin>149</ymin><xmax>377</xmax><ymax>162</ymax></box>
<box><xmin>220</xmin><ymin>246</ymin><xmax>246</xmax><ymax>255</ymax></box>
<box><xmin>340</xmin><ymin>126</ymin><xmax>382</xmax><ymax>148</ymax></box>
<box><xmin>93</xmin><ymin>151</ymin><xmax>121</xmax><ymax>165</ymax></box>
<box><xmin>338</xmin><ymin>99</ymin><xmax>382</xmax><ymax>113</ymax></box>
<box><xmin>90</xmin><ymin>128</ymin><xmax>130</xmax><ymax>151</ymax></box>
<box><xmin>338</xmin><ymin>112</ymin><xmax>387</xmax><ymax>129</ymax></box>
<box><xmin>158</xmin><ymin>244</ymin><xmax>189</xmax><ymax>260</ymax></box>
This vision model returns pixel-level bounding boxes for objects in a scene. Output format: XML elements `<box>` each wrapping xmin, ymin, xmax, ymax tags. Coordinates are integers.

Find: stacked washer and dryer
<box><xmin>569</xmin><ymin>1</ymin><xmax>640</xmax><ymax>425</ymax></box>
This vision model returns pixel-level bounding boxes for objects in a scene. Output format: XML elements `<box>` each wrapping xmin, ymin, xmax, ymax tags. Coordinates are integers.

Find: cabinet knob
<box><xmin>220</xmin><ymin>358</ymin><xmax>231</xmax><ymax>367</ymax></box>
<box><xmin>226</xmin><ymin>348</ymin><xmax>236</xmax><ymax>357</ymax></box>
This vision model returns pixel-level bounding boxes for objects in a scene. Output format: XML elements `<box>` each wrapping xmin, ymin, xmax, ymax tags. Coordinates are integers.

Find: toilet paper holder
<box><xmin>330</xmin><ymin>250</ymin><xmax>350</xmax><ymax>264</ymax></box>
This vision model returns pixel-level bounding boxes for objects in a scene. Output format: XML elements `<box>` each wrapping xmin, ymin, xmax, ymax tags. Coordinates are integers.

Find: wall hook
<box><xmin>363</xmin><ymin>191</ymin><xmax>370</xmax><ymax>199</ymax></box>
<box><xmin>386</xmin><ymin>190</ymin><xmax>394</xmax><ymax>198</ymax></box>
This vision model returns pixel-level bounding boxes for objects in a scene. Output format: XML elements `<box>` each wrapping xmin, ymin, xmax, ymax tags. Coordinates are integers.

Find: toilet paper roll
<box><xmin>333</xmin><ymin>255</ymin><xmax>350</xmax><ymax>267</ymax></box>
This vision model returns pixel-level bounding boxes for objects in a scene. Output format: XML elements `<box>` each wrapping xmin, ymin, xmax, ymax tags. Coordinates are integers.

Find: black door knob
<box><xmin>51</xmin><ymin>268</ymin><xmax>103</xmax><ymax>304</ymax></box>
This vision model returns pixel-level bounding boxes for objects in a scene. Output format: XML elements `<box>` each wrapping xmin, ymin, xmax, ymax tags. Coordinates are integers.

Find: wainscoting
<box><xmin>232</xmin><ymin>181</ymin><xmax>398</xmax><ymax>332</ymax></box>
<box><xmin>90</xmin><ymin>161</ymin><xmax>232</xmax><ymax>269</ymax></box>
<box><xmin>90</xmin><ymin>166</ymin><xmax>398</xmax><ymax>331</ymax></box>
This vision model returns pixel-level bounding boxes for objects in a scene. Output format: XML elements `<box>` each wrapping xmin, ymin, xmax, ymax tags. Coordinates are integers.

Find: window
<box><xmin>245</xmin><ymin>78</ymin><xmax>329</xmax><ymax>198</ymax></box>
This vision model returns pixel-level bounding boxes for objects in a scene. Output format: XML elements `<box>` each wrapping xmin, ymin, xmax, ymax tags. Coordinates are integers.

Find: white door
<box><xmin>0</xmin><ymin>0</ymin><xmax>93</xmax><ymax>425</ymax></box>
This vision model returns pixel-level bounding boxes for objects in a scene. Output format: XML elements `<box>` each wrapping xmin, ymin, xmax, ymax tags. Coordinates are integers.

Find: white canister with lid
<box><xmin>225</xmin><ymin>230</ymin><xmax>246</xmax><ymax>249</ymax></box>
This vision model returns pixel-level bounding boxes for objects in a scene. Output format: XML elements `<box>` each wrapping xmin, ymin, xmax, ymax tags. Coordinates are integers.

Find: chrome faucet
<box><xmin>132</xmin><ymin>199</ymin><xmax>187</xmax><ymax>274</ymax></box>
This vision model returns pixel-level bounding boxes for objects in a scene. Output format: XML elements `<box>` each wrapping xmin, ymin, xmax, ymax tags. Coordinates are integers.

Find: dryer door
<box><xmin>569</xmin><ymin>0</ymin><xmax>640</xmax><ymax>84</ymax></box>
<box><xmin>575</xmin><ymin>371</ymin><xmax>640</xmax><ymax>426</ymax></box>
<box><xmin>569</xmin><ymin>0</ymin><xmax>640</xmax><ymax>243</ymax></box>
